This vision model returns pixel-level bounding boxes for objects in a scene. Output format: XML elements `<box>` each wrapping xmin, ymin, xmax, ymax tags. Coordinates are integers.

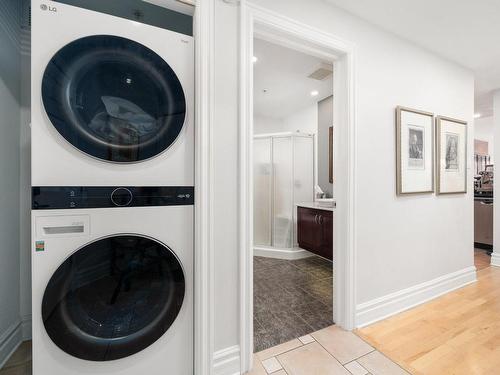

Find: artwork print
<box><xmin>408</xmin><ymin>126</ymin><xmax>425</xmax><ymax>169</ymax></box>
<box><xmin>436</xmin><ymin>116</ymin><xmax>467</xmax><ymax>194</ymax></box>
<box><xmin>445</xmin><ymin>132</ymin><xmax>459</xmax><ymax>171</ymax></box>
<box><xmin>396</xmin><ymin>106</ymin><xmax>434</xmax><ymax>195</ymax></box>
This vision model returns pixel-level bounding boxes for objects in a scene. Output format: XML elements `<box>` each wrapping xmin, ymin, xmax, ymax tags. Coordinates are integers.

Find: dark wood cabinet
<box><xmin>297</xmin><ymin>207</ymin><xmax>333</xmax><ymax>261</ymax></box>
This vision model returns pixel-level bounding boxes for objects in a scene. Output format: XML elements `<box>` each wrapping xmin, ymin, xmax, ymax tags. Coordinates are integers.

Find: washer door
<box><xmin>42</xmin><ymin>35</ymin><xmax>186</xmax><ymax>163</ymax></box>
<box><xmin>41</xmin><ymin>235</ymin><xmax>186</xmax><ymax>361</ymax></box>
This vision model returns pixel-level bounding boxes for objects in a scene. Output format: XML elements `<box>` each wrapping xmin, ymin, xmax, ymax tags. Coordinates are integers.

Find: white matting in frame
<box><xmin>396</xmin><ymin>106</ymin><xmax>434</xmax><ymax>195</ymax></box>
<box><xmin>436</xmin><ymin>116</ymin><xmax>467</xmax><ymax>194</ymax></box>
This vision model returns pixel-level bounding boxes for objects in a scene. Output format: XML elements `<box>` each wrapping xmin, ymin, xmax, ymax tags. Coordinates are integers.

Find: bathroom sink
<box><xmin>316</xmin><ymin>198</ymin><xmax>335</xmax><ymax>208</ymax></box>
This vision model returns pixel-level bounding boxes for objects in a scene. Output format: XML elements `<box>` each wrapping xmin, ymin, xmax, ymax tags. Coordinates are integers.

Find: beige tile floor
<box><xmin>0</xmin><ymin>341</ymin><xmax>31</xmax><ymax>375</ymax></box>
<box><xmin>248</xmin><ymin>325</ymin><xmax>409</xmax><ymax>375</ymax></box>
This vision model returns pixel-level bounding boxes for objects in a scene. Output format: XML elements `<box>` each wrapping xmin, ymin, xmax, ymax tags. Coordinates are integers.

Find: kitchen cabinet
<box><xmin>297</xmin><ymin>206</ymin><xmax>333</xmax><ymax>261</ymax></box>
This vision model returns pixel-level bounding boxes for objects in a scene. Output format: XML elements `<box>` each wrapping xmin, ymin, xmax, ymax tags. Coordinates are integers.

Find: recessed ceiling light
<box><xmin>474</xmin><ymin>113</ymin><xmax>482</xmax><ymax>119</ymax></box>
<box><xmin>311</xmin><ymin>90</ymin><xmax>319</xmax><ymax>97</ymax></box>
<box><xmin>252</xmin><ymin>56</ymin><xmax>258</xmax><ymax>63</ymax></box>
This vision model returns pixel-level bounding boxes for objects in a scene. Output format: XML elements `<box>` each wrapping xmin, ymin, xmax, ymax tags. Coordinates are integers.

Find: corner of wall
<box><xmin>491</xmin><ymin>252</ymin><xmax>500</xmax><ymax>268</ymax></box>
<box><xmin>21</xmin><ymin>315</ymin><xmax>31</xmax><ymax>341</ymax></box>
<box><xmin>0</xmin><ymin>320</ymin><xmax>23</xmax><ymax>369</ymax></box>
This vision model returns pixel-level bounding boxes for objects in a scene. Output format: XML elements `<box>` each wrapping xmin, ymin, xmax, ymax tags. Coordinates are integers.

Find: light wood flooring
<box><xmin>474</xmin><ymin>248</ymin><xmax>492</xmax><ymax>271</ymax></box>
<box><xmin>357</xmin><ymin>250</ymin><xmax>497</xmax><ymax>375</ymax></box>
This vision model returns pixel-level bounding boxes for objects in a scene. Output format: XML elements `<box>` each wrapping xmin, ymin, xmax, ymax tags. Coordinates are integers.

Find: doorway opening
<box><xmin>239</xmin><ymin>4</ymin><xmax>357</xmax><ymax>372</ymax></box>
<box><xmin>473</xmin><ymin>125</ymin><xmax>493</xmax><ymax>270</ymax></box>
<box><xmin>252</xmin><ymin>38</ymin><xmax>335</xmax><ymax>352</ymax></box>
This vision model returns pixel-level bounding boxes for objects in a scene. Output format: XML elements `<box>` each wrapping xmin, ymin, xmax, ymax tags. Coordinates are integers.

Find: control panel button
<box><xmin>111</xmin><ymin>188</ymin><xmax>133</xmax><ymax>207</ymax></box>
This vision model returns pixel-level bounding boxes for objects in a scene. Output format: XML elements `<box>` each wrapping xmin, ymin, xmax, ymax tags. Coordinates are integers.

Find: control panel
<box><xmin>32</xmin><ymin>186</ymin><xmax>194</xmax><ymax>210</ymax></box>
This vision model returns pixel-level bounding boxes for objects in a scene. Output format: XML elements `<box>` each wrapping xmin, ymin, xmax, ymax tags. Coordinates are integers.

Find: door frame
<box><xmin>194</xmin><ymin>0</ymin><xmax>216</xmax><ymax>374</ymax></box>
<box><xmin>239</xmin><ymin>2</ymin><xmax>358</xmax><ymax>372</ymax></box>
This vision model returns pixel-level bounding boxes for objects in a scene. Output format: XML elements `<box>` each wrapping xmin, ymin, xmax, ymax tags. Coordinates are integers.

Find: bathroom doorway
<box><xmin>252</xmin><ymin>38</ymin><xmax>335</xmax><ymax>352</ymax></box>
<box><xmin>239</xmin><ymin>5</ymin><xmax>357</xmax><ymax>372</ymax></box>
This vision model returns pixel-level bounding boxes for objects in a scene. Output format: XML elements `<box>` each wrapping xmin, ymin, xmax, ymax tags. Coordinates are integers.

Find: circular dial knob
<box><xmin>111</xmin><ymin>188</ymin><xmax>133</xmax><ymax>207</ymax></box>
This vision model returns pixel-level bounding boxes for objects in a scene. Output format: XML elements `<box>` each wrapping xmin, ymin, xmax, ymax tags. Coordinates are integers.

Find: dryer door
<box><xmin>41</xmin><ymin>235</ymin><xmax>186</xmax><ymax>361</ymax></box>
<box><xmin>42</xmin><ymin>35</ymin><xmax>186</xmax><ymax>163</ymax></box>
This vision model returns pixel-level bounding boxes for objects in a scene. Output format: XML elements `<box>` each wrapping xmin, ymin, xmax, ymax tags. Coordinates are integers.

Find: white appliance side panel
<box><xmin>31</xmin><ymin>0</ymin><xmax>194</xmax><ymax>186</ymax></box>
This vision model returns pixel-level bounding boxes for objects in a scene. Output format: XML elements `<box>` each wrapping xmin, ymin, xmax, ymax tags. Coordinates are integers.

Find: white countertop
<box><xmin>296</xmin><ymin>202</ymin><xmax>335</xmax><ymax>211</ymax></box>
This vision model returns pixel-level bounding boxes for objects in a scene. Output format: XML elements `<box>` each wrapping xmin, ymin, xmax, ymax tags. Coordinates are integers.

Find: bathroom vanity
<box><xmin>297</xmin><ymin>203</ymin><xmax>334</xmax><ymax>260</ymax></box>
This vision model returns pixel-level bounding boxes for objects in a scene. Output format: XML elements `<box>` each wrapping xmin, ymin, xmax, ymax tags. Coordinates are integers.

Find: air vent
<box><xmin>308</xmin><ymin>63</ymin><xmax>333</xmax><ymax>81</ymax></box>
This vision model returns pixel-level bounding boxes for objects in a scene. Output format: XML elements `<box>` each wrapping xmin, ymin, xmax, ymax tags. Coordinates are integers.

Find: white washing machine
<box><xmin>31</xmin><ymin>187</ymin><xmax>194</xmax><ymax>374</ymax></box>
<box><xmin>31</xmin><ymin>0</ymin><xmax>194</xmax><ymax>186</ymax></box>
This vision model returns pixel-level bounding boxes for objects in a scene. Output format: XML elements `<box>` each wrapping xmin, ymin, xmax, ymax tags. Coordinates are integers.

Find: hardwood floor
<box><xmin>474</xmin><ymin>248</ymin><xmax>492</xmax><ymax>271</ymax></box>
<box><xmin>0</xmin><ymin>341</ymin><xmax>31</xmax><ymax>374</ymax></box>
<box><xmin>357</xmin><ymin>250</ymin><xmax>498</xmax><ymax>375</ymax></box>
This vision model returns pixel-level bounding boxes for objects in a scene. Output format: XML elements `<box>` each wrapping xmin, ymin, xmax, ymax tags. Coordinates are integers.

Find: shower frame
<box><xmin>253</xmin><ymin>132</ymin><xmax>315</xmax><ymax>255</ymax></box>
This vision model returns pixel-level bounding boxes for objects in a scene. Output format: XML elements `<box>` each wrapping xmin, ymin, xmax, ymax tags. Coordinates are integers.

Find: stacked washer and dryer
<box><xmin>31</xmin><ymin>1</ymin><xmax>194</xmax><ymax>374</ymax></box>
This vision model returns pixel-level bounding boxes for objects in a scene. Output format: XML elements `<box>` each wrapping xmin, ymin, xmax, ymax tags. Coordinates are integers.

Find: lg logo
<box><xmin>40</xmin><ymin>4</ymin><xmax>57</xmax><ymax>12</ymax></box>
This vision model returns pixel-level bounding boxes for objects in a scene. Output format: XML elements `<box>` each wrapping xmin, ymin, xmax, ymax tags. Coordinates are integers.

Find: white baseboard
<box><xmin>254</xmin><ymin>246</ymin><xmax>313</xmax><ymax>260</ymax></box>
<box><xmin>0</xmin><ymin>320</ymin><xmax>23</xmax><ymax>369</ymax></box>
<box><xmin>491</xmin><ymin>252</ymin><xmax>500</xmax><ymax>267</ymax></box>
<box><xmin>213</xmin><ymin>345</ymin><xmax>240</xmax><ymax>375</ymax></box>
<box><xmin>356</xmin><ymin>266</ymin><xmax>477</xmax><ymax>328</ymax></box>
<box><xmin>21</xmin><ymin>315</ymin><xmax>32</xmax><ymax>341</ymax></box>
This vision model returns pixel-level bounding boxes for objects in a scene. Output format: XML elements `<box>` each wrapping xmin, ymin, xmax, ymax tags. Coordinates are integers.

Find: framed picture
<box><xmin>396</xmin><ymin>106</ymin><xmax>434</xmax><ymax>195</ymax></box>
<box><xmin>329</xmin><ymin>126</ymin><xmax>333</xmax><ymax>183</ymax></box>
<box><xmin>436</xmin><ymin>116</ymin><xmax>467</xmax><ymax>194</ymax></box>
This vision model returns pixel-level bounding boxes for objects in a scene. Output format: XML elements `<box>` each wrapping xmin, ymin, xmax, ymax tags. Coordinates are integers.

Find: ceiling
<box><xmin>324</xmin><ymin>0</ymin><xmax>500</xmax><ymax>118</ymax></box>
<box><xmin>254</xmin><ymin>38</ymin><xmax>333</xmax><ymax>120</ymax></box>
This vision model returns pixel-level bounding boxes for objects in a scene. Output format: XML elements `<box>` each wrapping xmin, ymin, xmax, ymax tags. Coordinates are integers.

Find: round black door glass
<box><xmin>42</xmin><ymin>235</ymin><xmax>185</xmax><ymax>361</ymax></box>
<box><xmin>42</xmin><ymin>35</ymin><xmax>186</xmax><ymax>163</ymax></box>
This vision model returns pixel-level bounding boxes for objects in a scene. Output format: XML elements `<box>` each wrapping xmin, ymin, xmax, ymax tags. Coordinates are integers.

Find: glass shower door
<box><xmin>253</xmin><ymin>137</ymin><xmax>272</xmax><ymax>246</ymax></box>
<box><xmin>272</xmin><ymin>136</ymin><xmax>293</xmax><ymax>248</ymax></box>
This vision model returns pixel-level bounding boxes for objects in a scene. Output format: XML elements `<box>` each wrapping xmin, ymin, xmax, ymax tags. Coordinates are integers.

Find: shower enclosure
<box><xmin>253</xmin><ymin>133</ymin><xmax>314</xmax><ymax>255</ymax></box>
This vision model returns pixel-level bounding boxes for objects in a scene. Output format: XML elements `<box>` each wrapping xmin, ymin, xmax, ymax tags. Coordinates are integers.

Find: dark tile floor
<box><xmin>253</xmin><ymin>255</ymin><xmax>334</xmax><ymax>352</ymax></box>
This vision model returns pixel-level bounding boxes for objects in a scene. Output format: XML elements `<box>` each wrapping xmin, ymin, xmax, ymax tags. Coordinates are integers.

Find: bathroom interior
<box><xmin>252</xmin><ymin>37</ymin><xmax>335</xmax><ymax>352</ymax></box>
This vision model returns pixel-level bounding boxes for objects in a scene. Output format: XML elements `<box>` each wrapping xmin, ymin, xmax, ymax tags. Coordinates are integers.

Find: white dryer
<box><xmin>31</xmin><ymin>0</ymin><xmax>194</xmax><ymax>186</ymax></box>
<box><xmin>31</xmin><ymin>187</ymin><xmax>193</xmax><ymax>374</ymax></box>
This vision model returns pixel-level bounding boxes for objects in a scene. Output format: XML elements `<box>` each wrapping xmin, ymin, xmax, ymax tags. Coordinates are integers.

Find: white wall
<box><xmin>253</xmin><ymin>115</ymin><xmax>284</xmax><ymax>134</ymax></box>
<box><xmin>252</xmin><ymin>0</ymin><xmax>474</xmax><ymax>310</ymax></box>
<box><xmin>475</xmin><ymin>116</ymin><xmax>494</xmax><ymax>162</ymax></box>
<box><xmin>0</xmin><ymin>0</ymin><xmax>22</xmax><ymax>366</ymax></box>
<box><xmin>254</xmin><ymin>103</ymin><xmax>318</xmax><ymax>135</ymax></box>
<box><xmin>282</xmin><ymin>104</ymin><xmax>317</xmax><ymax>134</ymax></box>
<box><xmin>212</xmin><ymin>0</ymin><xmax>474</xmax><ymax>358</ymax></box>
<box><xmin>213</xmin><ymin>0</ymin><xmax>240</xmax><ymax>353</ymax></box>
